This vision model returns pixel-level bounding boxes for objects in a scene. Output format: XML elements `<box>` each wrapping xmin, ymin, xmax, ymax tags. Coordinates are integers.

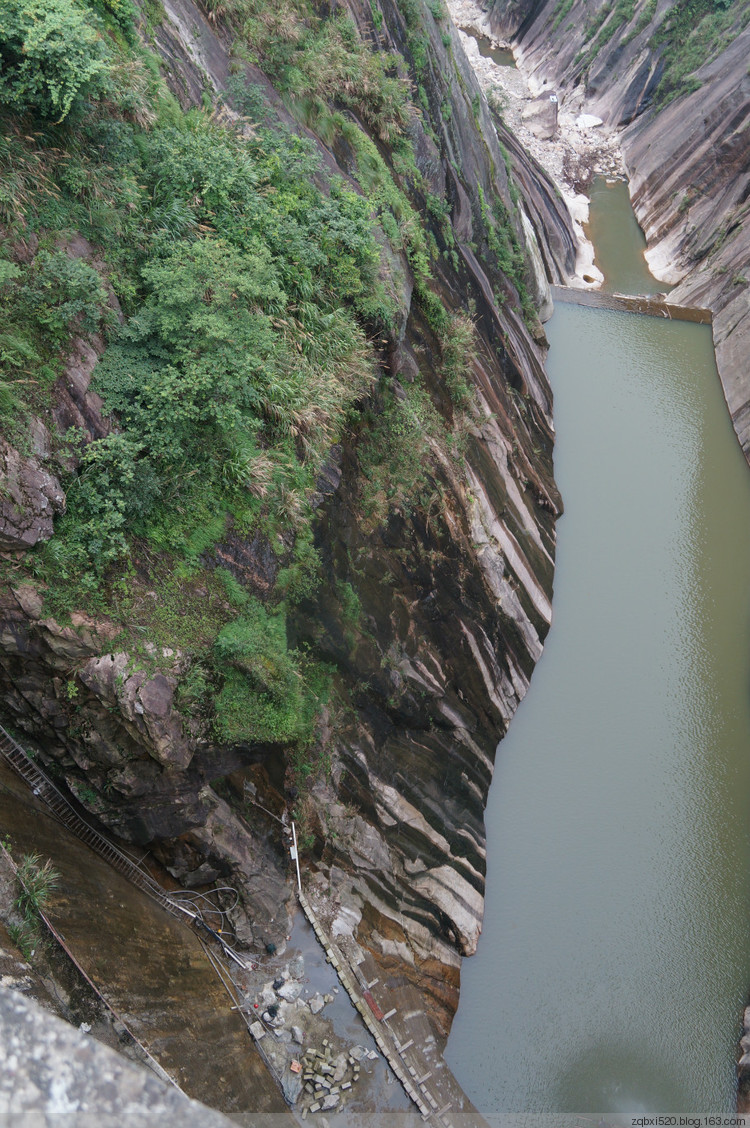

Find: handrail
<box><xmin>0</xmin><ymin>723</ymin><xmax>253</xmax><ymax>973</ymax></box>
<box><xmin>0</xmin><ymin>724</ymin><xmax>188</xmax><ymax>922</ymax></box>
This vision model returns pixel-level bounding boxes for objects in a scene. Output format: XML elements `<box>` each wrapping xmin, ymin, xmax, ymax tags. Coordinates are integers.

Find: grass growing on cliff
<box><xmin>213</xmin><ymin>598</ymin><xmax>331</xmax><ymax>745</ymax></box>
<box><xmin>4</xmin><ymin>102</ymin><xmax>384</xmax><ymax>605</ymax></box>
<box><xmin>206</xmin><ymin>0</ymin><xmax>412</xmax><ymax>142</ymax></box>
<box><xmin>552</xmin><ymin>0</ymin><xmax>575</xmax><ymax>30</ymax></box>
<box><xmin>357</xmin><ymin>371</ymin><xmax>469</xmax><ymax>529</ymax></box>
<box><xmin>577</xmin><ymin>0</ymin><xmax>750</xmax><ymax>103</ymax></box>
<box><xmin>650</xmin><ymin>0</ymin><xmax>750</xmax><ymax>104</ymax></box>
<box><xmin>6</xmin><ymin>853</ymin><xmax>59</xmax><ymax>960</ymax></box>
<box><xmin>476</xmin><ymin>185</ymin><xmax>535</xmax><ymax>324</ymax></box>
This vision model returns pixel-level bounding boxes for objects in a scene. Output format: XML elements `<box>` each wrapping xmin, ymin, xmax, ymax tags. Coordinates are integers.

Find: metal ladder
<box><xmin>0</xmin><ymin>724</ymin><xmax>187</xmax><ymax>922</ymax></box>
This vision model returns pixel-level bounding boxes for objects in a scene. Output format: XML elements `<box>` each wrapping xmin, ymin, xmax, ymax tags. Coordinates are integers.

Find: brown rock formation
<box><xmin>0</xmin><ymin>0</ymin><xmax>575</xmax><ymax>1042</ymax></box>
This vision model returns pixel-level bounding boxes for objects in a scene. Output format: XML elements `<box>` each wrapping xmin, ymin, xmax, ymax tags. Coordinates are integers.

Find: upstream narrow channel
<box><xmin>446</xmin><ymin>180</ymin><xmax>750</xmax><ymax>1114</ymax></box>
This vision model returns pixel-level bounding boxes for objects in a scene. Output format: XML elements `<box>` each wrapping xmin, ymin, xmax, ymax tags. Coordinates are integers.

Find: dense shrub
<box><xmin>213</xmin><ymin>600</ymin><xmax>329</xmax><ymax>745</ymax></box>
<box><xmin>0</xmin><ymin>0</ymin><xmax>110</xmax><ymax>120</ymax></box>
<box><xmin>1</xmin><ymin>113</ymin><xmax>380</xmax><ymax>578</ymax></box>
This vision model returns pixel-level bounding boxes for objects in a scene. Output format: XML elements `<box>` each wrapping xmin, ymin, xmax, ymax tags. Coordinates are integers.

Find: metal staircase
<box><xmin>0</xmin><ymin>724</ymin><xmax>186</xmax><ymax>922</ymax></box>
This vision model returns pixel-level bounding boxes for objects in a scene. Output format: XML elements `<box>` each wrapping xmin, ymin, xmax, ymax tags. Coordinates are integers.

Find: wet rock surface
<box><xmin>0</xmin><ymin>762</ymin><xmax>288</xmax><ymax>1115</ymax></box>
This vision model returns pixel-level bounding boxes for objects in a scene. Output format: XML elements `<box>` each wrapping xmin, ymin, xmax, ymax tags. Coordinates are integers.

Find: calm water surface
<box><xmin>446</xmin><ymin>185</ymin><xmax>750</xmax><ymax>1114</ymax></box>
<box><xmin>461</xmin><ymin>28</ymin><xmax>516</xmax><ymax>68</ymax></box>
<box><xmin>585</xmin><ymin>178</ymin><xmax>664</xmax><ymax>296</ymax></box>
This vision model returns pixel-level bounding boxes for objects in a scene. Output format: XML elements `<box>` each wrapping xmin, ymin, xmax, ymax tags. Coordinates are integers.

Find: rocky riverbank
<box><xmin>484</xmin><ymin>0</ymin><xmax>750</xmax><ymax>464</ymax></box>
<box><xmin>447</xmin><ymin>0</ymin><xmax>633</xmax><ymax>290</ymax></box>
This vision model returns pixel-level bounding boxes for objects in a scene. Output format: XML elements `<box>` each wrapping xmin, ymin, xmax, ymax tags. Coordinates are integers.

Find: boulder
<box><xmin>521</xmin><ymin>93</ymin><xmax>558</xmax><ymax>139</ymax></box>
<box><xmin>576</xmin><ymin>113</ymin><xmax>603</xmax><ymax>129</ymax></box>
<box><xmin>78</xmin><ymin>655</ymin><xmax>193</xmax><ymax>771</ymax></box>
<box><xmin>277</xmin><ymin>981</ymin><xmax>302</xmax><ymax>1002</ymax></box>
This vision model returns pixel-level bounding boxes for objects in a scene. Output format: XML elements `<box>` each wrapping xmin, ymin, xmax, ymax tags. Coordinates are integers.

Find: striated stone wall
<box><xmin>0</xmin><ymin>0</ymin><xmax>574</xmax><ymax>1044</ymax></box>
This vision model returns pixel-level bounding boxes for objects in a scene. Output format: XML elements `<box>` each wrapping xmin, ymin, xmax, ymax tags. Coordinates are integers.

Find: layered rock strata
<box><xmin>0</xmin><ymin>0</ymin><xmax>575</xmax><ymax>1042</ymax></box>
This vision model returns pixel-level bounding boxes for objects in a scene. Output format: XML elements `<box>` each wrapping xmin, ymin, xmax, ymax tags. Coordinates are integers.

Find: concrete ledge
<box><xmin>550</xmin><ymin>284</ymin><xmax>712</xmax><ymax>323</ymax></box>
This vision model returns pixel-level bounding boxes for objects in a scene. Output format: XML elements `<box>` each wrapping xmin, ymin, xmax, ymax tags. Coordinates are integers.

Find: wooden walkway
<box><xmin>298</xmin><ymin>890</ymin><xmax>488</xmax><ymax>1127</ymax></box>
<box><xmin>550</xmin><ymin>283</ymin><xmax>712</xmax><ymax>323</ymax></box>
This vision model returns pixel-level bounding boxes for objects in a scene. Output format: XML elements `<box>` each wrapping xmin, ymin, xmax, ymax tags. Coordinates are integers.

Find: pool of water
<box><xmin>585</xmin><ymin>177</ymin><xmax>671</xmax><ymax>297</ymax></box>
<box><xmin>446</xmin><ymin>184</ymin><xmax>750</xmax><ymax>1116</ymax></box>
<box><xmin>461</xmin><ymin>27</ymin><xmax>516</xmax><ymax>68</ymax></box>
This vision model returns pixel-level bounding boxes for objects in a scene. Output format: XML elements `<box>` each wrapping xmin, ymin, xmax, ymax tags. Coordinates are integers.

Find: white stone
<box><xmin>331</xmin><ymin>902</ymin><xmax>361</xmax><ymax>939</ymax></box>
<box><xmin>308</xmin><ymin>994</ymin><xmax>325</xmax><ymax>1015</ymax></box>
<box><xmin>576</xmin><ymin>113</ymin><xmax>603</xmax><ymax>129</ymax></box>
<box><xmin>277</xmin><ymin>981</ymin><xmax>303</xmax><ymax>1002</ymax></box>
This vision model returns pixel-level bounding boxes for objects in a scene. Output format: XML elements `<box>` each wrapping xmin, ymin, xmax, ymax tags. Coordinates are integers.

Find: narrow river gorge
<box><xmin>447</xmin><ymin>181</ymin><xmax>750</xmax><ymax>1113</ymax></box>
<box><xmin>4</xmin><ymin>1</ymin><xmax>750</xmax><ymax>1120</ymax></box>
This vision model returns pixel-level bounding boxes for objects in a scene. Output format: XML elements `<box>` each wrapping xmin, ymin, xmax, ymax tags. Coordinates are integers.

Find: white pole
<box><xmin>291</xmin><ymin>820</ymin><xmax>302</xmax><ymax>894</ymax></box>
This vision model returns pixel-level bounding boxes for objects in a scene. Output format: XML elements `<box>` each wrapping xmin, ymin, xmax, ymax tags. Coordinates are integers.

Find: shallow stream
<box><xmin>461</xmin><ymin>27</ymin><xmax>516</xmax><ymax>68</ymax></box>
<box><xmin>446</xmin><ymin>180</ymin><xmax>750</xmax><ymax>1115</ymax></box>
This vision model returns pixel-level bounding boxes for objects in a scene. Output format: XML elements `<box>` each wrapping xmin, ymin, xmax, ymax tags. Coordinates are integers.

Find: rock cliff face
<box><xmin>487</xmin><ymin>0</ymin><xmax>750</xmax><ymax>461</ymax></box>
<box><xmin>0</xmin><ymin>0</ymin><xmax>570</xmax><ymax>1040</ymax></box>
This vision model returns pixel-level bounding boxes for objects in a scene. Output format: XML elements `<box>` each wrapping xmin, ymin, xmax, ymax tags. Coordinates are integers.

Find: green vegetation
<box><xmin>577</xmin><ymin>0</ymin><xmax>749</xmax><ymax>104</ymax></box>
<box><xmin>621</xmin><ymin>0</ymin><xmax>657</xmax><ymax>44</ymax></box>
<box><xmin>0</xmin><ymin>0</ymin><xmax>111</xmax><ymax>121</ymax></box>
<box><xmin>397</xmin><ymin>0</ymin><xmax>430</xmax><ymax>80</ymax></box>
<box><xmin>0</xmin><ymin>0</ymin><xmax>385</xmax><ymax>759</ymax></box>
<box><xmin>441</xmin><ymin>312</ymin><xmax>478</xmax><ymax>407</ymax></box>
<box><xmin>357</xmin><ymin>372</ymin><xmax>469</xmax><ymax>529</ymax></box>
<box><xmin>477</xmin><ymin>184</ymin><xmax>534</xmax><ymax>323</ymax></box>
<box><xmin>207</xmin><ymin>0</ymin><xmax>411</xmax><ymax>142</ymax></box>
<box><xmin>650</xmin><ymin>0</ymin><xmax>750</xmax><ymax>104</ymax></box>
<box><xmin>0</xmin><ymin>0</ymin><xmax>534</xmax><ymax>774</ymax></box>
<box><xmin>3</xmin><ymin>104</ymin><xmax>380</xmax><ymax>597</ymax></box>
<box><xmin>552</xmin><ymin>0</ymin><xmax>575</xmax><ymax>30</ymax></box>
<box><xmin>213</xmin><ymin>598</ymin><xmax>330</xmax><ymax>745</ymax></box>
<box><xmin>6</xmin><ymin>852</ymin><xmax>59</xmax><ymax>960</ymax></box>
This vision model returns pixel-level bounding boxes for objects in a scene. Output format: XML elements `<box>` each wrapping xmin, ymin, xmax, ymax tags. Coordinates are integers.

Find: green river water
<box><xmin>446</xmin><ymin>179</ymin><xmax>750</xmax><ymax>1115</ymax></box>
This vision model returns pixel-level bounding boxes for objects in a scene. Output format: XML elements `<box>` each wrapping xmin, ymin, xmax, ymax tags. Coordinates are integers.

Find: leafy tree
<box><xmin>0</xmin><ymin>0</ymin><xmax>110</xmax><ymax>121</ymax></box>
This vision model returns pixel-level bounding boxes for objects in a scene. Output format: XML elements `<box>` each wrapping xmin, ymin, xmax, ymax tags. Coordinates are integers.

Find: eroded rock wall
<box><xmin>0</xmin><ymin>0</ymin><xmax>570</xmax><ymax>1039</ymax></box>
